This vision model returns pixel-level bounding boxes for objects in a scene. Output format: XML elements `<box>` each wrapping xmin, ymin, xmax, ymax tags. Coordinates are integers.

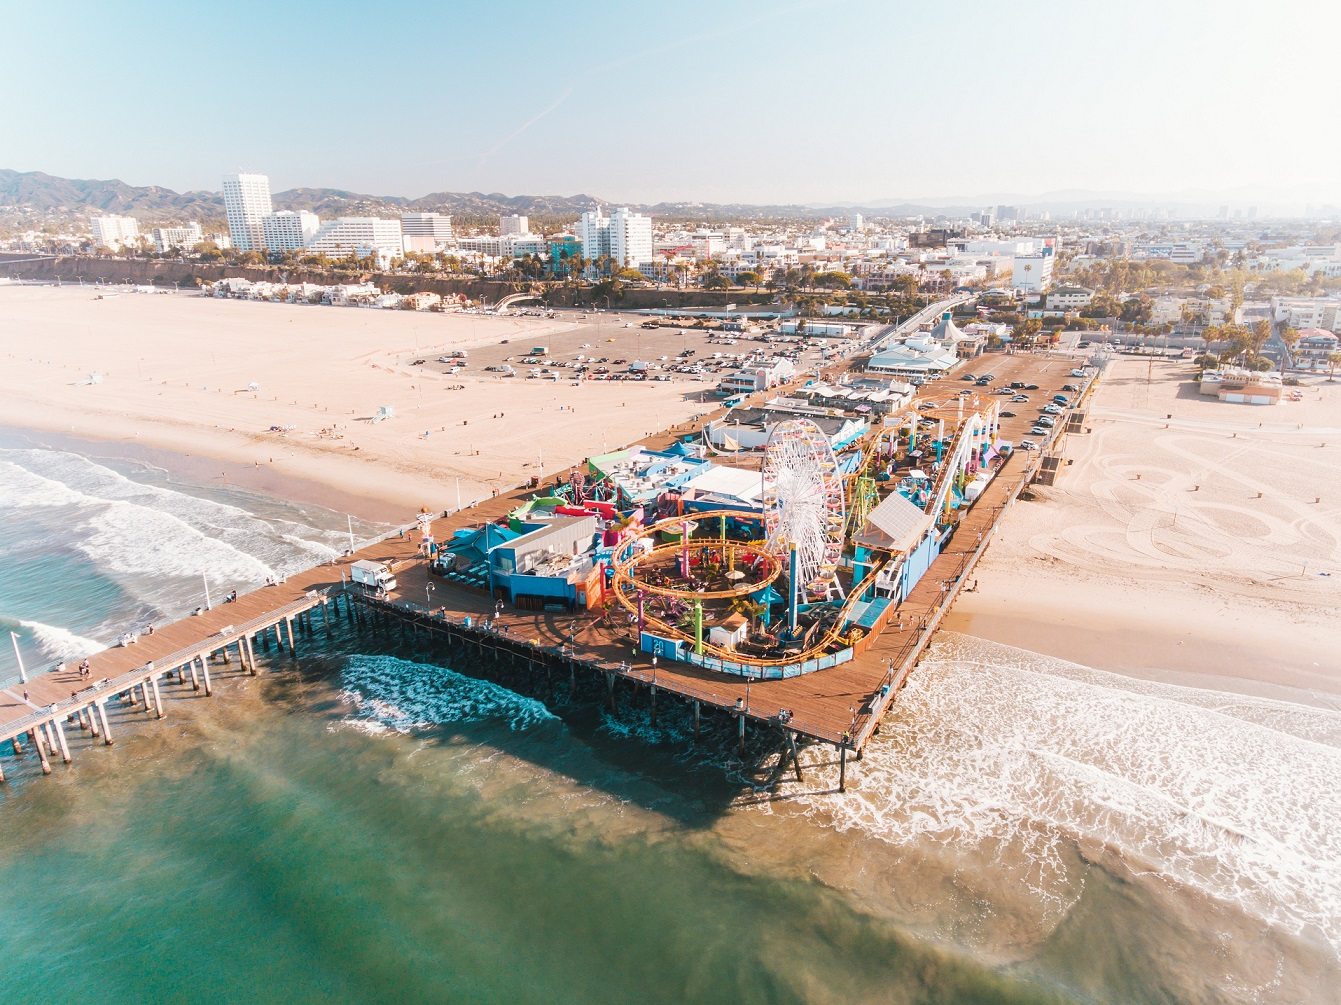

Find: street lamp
<box><xmin>425</xmin><ymin>581</ymin><xmax>435</xmax><ymax>610</ymax></box>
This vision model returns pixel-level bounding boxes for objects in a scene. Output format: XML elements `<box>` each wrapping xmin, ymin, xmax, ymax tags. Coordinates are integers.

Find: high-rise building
<box><xmin>222</xmin><ymin>172</ymin><xmax>273</xmax><ymax>252</ymax></box>
<box><xmin>150</xmin><ymin>222</ymin><xmax>203</xmax><ymax>253</ymax></box>
<box><xmin>304</xmin><ymin>217</ymin><xmax>404</xmax><ymax>268</ymax></box>
<box><xmin>400</xmin><ymin>212</ymin><xmax>454</xmax><ymax>242</ymax></box>
<box><xmin>90</xmin><ymin>215</ymin><xmax>140</xmax><ymax>248</ymax></box>
<box><xmin>575</xmin><ymin>208</ymin><xmax>610</xmax><ymax>263</ymax></box>
<box><xmin>848</xmin><ymin>213</ymin><xmax>864</xmax><ymax>232</ymax></box>
<box><xmin>608</xmin><ymin>207</ymin><xmax>653</xmax><ymax>268</ymax></box>
<box><xmin>262</xmin><ymin>210</ymin><xmax>321</xmax><ymax>253</ymax></box>
<box><xmin>499</xmin><ymin>214</ymin><xmax>529</xmax><ymax>236</ymax></box>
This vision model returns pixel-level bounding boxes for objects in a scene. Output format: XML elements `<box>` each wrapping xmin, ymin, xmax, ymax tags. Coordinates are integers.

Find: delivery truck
<box><xmin>351</xmin><ymin>559</ymin><xmax>397</xmax><ymax>593</ymax></box>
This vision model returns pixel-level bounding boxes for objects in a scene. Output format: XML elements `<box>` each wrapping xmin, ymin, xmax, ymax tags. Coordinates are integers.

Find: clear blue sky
<box><xmin>3</xmin><ymin>0</ymin><xmax>1339</xmax><ymax>205</ymax></box>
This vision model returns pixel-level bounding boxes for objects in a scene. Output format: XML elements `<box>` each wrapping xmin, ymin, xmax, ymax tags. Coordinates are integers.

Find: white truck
<box><xmin>351</xmin><ymin>559</ymin><xmax>397</xmax><ymax>593</ymax></box>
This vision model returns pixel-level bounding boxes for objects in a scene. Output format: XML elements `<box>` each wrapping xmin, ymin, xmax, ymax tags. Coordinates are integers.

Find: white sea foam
<box><xmin>17</xmin><ymin>619</ymin><xmax>104</xmax><ymax>662</ymax></box>
<box><xmin>0</xmin><ymin>448</ymin><xmax>347</xmax><ymax>591</ymax></box>
<box><xmin>781</xmin><ymin>634</ymin><xmax>1341</xmax><ymax>950</ymax></box>
<box><xmin>338</xmin><ymin>654</ymin><xmax>559</xmax><ymax>735</ymax></box>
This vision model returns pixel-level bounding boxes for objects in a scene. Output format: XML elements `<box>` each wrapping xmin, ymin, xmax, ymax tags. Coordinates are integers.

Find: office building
<box><xmin>1011</xmin><ymin>253</ymin><xmax>1054</xmax><ymax>293</ymax></box>
<box><xmin>500</xmin><ymin>214</ymin><xmax>529</xmax><ymax>236</ymax></box>
<box><xmin>150</xmin><ymin>222</ymin><xmax>203</xmax><ymax>253</ymax></box>
<box><xmin>262</xmin><ymin>210</ymin><xmax>321</xmax><ymax>253</ymax></box>
<box><xmin>90</xmin><ymin>215</ymin><xmax>140</xmax><ymax>249</ymax></box>
<box><xmin>400</xmin><ymin>212</ymin><xmax>454</xmax><ymax>242</ymax></box>
<box><xmin>222</xmin><ymin>172</ymin><xmax>273</xmax><ymax>252</ymax></box>
<box><xmin>304</xmin><ymin>217</ymin><xmax>404</xmax><ymax>268</ymax></box>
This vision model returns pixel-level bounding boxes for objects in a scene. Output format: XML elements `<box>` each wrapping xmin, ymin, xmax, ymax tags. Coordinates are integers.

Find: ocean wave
<box><xmin>11</xmin><ymin>618</ymin><xmax>104</xmax><ymax>662</ymax></box>
<box><xmin>0</xmin><ymin>448</ymin><xmax>347</xmax><ymax>589</ymax></box>
<box><xmin>338</xmin><ymin>654</ymin><xmax>559</xmax><ymax>735</ymax></box>
<box><xmin>781</xmin><ymin>634</ymin><xmax>1341</xmax><ymax>950</ymax></box>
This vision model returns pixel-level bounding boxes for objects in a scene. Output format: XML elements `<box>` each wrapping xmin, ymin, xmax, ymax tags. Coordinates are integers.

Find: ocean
<box><xmin>1</xmin><ymin>434</ymin><xmax>1338</xmax><ymax>1004</ymax></box>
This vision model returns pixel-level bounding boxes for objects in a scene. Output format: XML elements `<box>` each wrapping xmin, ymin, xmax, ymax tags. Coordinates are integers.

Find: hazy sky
<box><xmin>4</xmin><ymin>0</ymin><xmax>1339</xmax><ymax>204</ymax></box>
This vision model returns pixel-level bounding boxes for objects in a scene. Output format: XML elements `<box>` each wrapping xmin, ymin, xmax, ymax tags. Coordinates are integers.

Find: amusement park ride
<box><xmin>596</xmin><ymin>399</ymin><xmax>1005</xmax><ymax>678</ymax></box>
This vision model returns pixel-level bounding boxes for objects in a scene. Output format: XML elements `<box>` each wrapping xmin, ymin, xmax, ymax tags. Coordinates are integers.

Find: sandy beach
<box><xmin>0</xmin><ymin>285</ymin><xmax>724</xmax><ymax>522</ymax></box>
<box><xmin>947</xmin><ymin>354</ymin><xmax>1341</xmax><ymax>701</ymax></box>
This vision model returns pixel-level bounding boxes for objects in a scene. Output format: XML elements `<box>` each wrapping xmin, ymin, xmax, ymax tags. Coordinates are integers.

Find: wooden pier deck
<box><xmin>1</xmin><ymin>343</ymin><xmax>1094</xmax><ymax>787</ymax></box>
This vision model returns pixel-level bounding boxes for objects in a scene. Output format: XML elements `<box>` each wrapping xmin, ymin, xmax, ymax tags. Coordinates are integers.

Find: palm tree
<box><xmin>1328</xmin><ymin>352</ymin><xmax>1341</xmax><ymax>382</ymax></box>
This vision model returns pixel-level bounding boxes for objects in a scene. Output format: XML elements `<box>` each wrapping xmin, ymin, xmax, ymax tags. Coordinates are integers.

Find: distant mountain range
<box><xmin>0</xmin><ymin>169</ymin><xmax>826</xmax><ymax>225</ymax></box>
<box><xmin>2</xmin><ymin>168</ymin><xmax>1337</xmax><ymax>225</ymax></box>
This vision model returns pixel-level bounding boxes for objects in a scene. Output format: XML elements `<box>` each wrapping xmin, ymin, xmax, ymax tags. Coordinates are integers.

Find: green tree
<box><xmin>736</xmin><ymin>270</ymin><xmax>763</xmax><ymax>290</ymax></box>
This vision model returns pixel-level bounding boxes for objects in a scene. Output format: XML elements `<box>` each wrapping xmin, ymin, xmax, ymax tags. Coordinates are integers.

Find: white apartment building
<box><xmin>150</xmin><ymin>222</ymin><xmax>203</xmax><ymax>253</ymax></box>
<box><xmin>574</xmin><ymin>207</ymin><xmax>654</xmax><ymax>269</ymax></box>
<box><xmin>1272</xmin><ymin>296</ymin><xmax>1341</xmax><ymax>333</ymax></box>
<box><xmin>610</xmin><ymin>208</ymin><xmax>654</xmax><ymax>268</ymax></box>
<box><xmin>499</xmin><ymin>214</ymin><xmax>529</xmax><ymax>236</ymax></box>
<box><xmin>401</xmin><ymin>212</ymin><xmax>454</xmax><ymax>241</ymax></box>
<box><xmin>1011</xmin><ymin>253</ymin><xmax>1054</xmax><ymax>292</ymax></box>
<box><xmin>575</xmin><ymin>208</ymin><xmax>611</xmax><ymax>261</ymax></box>
<box><xmin>261</xmin><ymin>210</ymin><xmax>321</xmax><ymax>253</ymax></box>
<box><xmin>222</xmin><ymin>173</ymin><xmax>273</xmax><ymax>252</ymax></box>
<box><xmin>1045</xmin><ymin>285</ymin><xmax>1095</xmax><ymax>311</ymax></box>
<box><xmin>305</xmin><ymin>217</ymin><xmax>404</xmax><ymax>268</ymax></box>
<box><xmin>91</xmin><ymin>215</ymin><xmax>140</xmax><ymax>249</ymax></box>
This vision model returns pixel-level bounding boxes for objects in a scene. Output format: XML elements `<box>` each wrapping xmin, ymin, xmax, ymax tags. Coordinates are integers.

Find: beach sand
<box><xmin>0</xmin><ymin>285</ymin><xmax>723</xmax><ymax>522</ymax></box>
<box><xmin>947</xmin><ymin>354</ymin><xmax>1341</xmax><ymax>701</ymax></box>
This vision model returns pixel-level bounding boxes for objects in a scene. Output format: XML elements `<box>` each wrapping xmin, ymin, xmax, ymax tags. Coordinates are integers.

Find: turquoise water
<box><xmin>1</xmin><ymin>438</ymin><xmax>1337</xmax><ymax>1003</ymax></box>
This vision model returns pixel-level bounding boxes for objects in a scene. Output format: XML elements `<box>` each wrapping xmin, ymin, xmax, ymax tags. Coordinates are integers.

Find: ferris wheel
<box><xmin>761</xmin><ymin>419</ymin><xmax>846</xmax><ymax>597</ymax></box>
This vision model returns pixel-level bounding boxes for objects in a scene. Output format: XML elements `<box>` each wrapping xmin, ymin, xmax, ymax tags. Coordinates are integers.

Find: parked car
<box><xmin>1069</xmin><ymin>368</ymin><xmax>1086</xmax><ymax>377</ymax></box>
<box><xmin>1009</xmin><ymin>381</ymin><xmax>1026</xmax><ymax>389</ymax></box>
<box><xmin>1036</xmin><ymin>416</ymin><xmax>1055</xmax><ymax>427</ymax></box>
<box><xmin>1043</xmin><ymin>404</ymin><xmax>1064</xmax><ymax>415</ymax></box>
<box><xmin>1062</xmin><ymin>383</ymin><xmax>1079</xmax><ymax>392</ymax></box>
<box><xmin>1052</xmin><ymin>394</ymin><xmax>1070</xmax><ymax>405</ymax></box>
<box><xmin>1030</xmin><ymin>425</ymin><xmax>1049</xmax><ymax>436</ymax></box>
<box><xmin>961</xmin><ymin>373</ymin><xmax>977</xmax><ymax>382</ymax></box>
<box><xmin>1000</xmin><ymin>410</ymin><xmax>1017</xmax><ymax>418</ymax></box>
<box><xmin>1019</xmin><ymin>438</ymin><xmax>1040</xmax><ymax>451</ymax></box>
<box><xmin>1025</xmin><ymin>383</ymin><xmax>1039</xmax><ymax>390</ymax></box>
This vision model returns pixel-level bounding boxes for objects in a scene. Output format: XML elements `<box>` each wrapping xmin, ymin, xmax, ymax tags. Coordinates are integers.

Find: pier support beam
<box><xmin>150</xmin><ymin>676</ymin><xmax>164</xmax><ymax>719</ymax></box>
<box><xmin>738</xmin><ymin>714</ymin><xmax>746</xmax><ymax>756</ymax></box>
<box><xmin>693</xmin><ymin>701</ymin><xmax>700</xmax><ymax>742</ymax></box>
<box><xmin>34</xmin><ymin>728</ymin><xmax>51</xmax><ymax>775</ymax></box>
<box><xmin>52</xmin><ymin>718</ymin><xmax>72</xmax><ymax>764</ymax></box>
<box><xmin>244</xmin><ymin>636</ymin><xmax>257</xmax><ymax>675</ymax></box>
<box><xmin>786</xmin><ymin>730</ymin><xmax>803</xmax><ymax>782</ymax></box>
<box><xmin>200</xmin><ymin>657</ymin><xmax>213</xmax><ymax>696</ymax></box>
<box><xmin>86</xmin><ymin>706</ymin><xmax>100</xmax><ymax>738</ymax></box>
<box><xmin>285</xmin><ymin>617</ymin><xmax>296</xmax><ymax>655</ymax></box>
<box><xmin>838</xmin><ymin>745</ymin><xmax>847</xmax><ymax>793</ymax></box>
<box><xmin>96</xmin><ymin>702</ymin><xmax>113</xmax><ymax>745</ymax></box>
<box><xmin>11</xmin><ymin>733</ymin><xmax>23</xmax><ymax>754</ymax></box>
<box><xmin>188</xmin><ymin>660</ymin><xmax>201</xmax><ymax>692</ymax></box>
<box><xmin>605</xmin><ymin>673</ymin><xmax>616</xmax><ymax>713</ymax></box>
<box><xmin>650</xmin><ymin>686</ymin><xmax>657</xmax><ymax>727</ymax></box>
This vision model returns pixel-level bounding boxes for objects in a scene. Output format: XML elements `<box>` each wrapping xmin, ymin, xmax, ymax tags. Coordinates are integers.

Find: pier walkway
<box><xmin>1</xmin><ymin>345</ymin><xmax>1096</xmax><ymax>787</ymax></box>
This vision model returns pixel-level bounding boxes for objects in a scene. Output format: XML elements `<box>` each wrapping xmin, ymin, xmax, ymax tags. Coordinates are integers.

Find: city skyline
<box><xmin>3</xmin><ymin>1</ymin><xmax>1340</xmax><ymax>207</ymax></box>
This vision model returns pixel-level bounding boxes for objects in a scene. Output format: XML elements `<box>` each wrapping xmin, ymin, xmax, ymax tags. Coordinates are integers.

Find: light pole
<box><xmin>347</xmin><ymin>514</ymin><xmax>356</xmax><ymax>554</ymax></box>
<box><xmin>425</xmin><ymin>581</ymin><xmax>435</xmax><ymax>611</ymax></box>
<box><xmin>202</xmin><ymin>573</ymin><xmax>212</xmax><ymax>611</ymax></box>
<box><xmin>9</xmin><ymin>631</ymin><xmax>27</xmax><ymax>684</ymax></box>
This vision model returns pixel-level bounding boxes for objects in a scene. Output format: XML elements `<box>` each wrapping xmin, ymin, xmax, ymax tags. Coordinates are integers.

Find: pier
<box><xmin>1</xmin><ymin>346</ymin><xmax>1096</xmax><ymax>789</ymax></box>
